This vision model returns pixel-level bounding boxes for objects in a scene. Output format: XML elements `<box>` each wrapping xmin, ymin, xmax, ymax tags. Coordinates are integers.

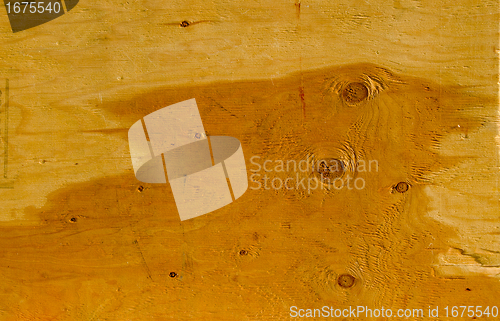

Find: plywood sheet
<box><xmin>0</xmin><ymin>0</ymin><xmax>498</xmax><ymax>319</ymax></box>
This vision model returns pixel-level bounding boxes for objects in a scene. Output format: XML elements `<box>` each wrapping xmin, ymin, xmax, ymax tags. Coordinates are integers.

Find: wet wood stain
<box><xmin>0</xmin><ymin>63</ymin><xmax>498</xmax><ymax>320</ymax></box>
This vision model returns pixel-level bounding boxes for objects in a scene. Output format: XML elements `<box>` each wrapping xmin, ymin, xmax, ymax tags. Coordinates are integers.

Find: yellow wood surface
<box><xmin>0</xmin><ymin>0</ymin><xmax>498</xmax><ymax>320</ymax></box>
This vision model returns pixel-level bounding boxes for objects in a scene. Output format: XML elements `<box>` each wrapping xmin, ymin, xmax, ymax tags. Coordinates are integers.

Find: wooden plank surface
<box><xmin>0</xmin><ymin>0</ymin><xmax>498</xmax><ymax>320</ymax></box>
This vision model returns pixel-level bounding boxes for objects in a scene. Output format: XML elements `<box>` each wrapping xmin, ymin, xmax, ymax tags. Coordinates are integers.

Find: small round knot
<box><xmin>316</xmin><ymin>158</ymin><xmax>345</xmax><ymax>182</ymax></box>
<box><xmin>394</xmin><ymin>182</ymin><xmax>409</xmax><ymax>193</ymax></box>
<box><xmin>337</xmin><ymin>274</ymin><xmax>355</xmax><ymax>288</ymax></box>
<box><xmin>342</xmin><ymin>82</ymin><xmax>368</xmax><ymax>104</ymax></box>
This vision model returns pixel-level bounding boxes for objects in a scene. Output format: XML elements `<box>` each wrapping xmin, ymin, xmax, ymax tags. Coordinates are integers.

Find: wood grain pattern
<box><xmin>0</xmin><ymin>0</ymin><xmax>498</xmax><ymax>319</ymax></box>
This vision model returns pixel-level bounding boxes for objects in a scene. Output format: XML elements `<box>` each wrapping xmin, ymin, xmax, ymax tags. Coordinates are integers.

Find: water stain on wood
<box><xmin>1</xmin><ymin>63</ymin><xmax>497</xmax><ymax>319</ymax></box>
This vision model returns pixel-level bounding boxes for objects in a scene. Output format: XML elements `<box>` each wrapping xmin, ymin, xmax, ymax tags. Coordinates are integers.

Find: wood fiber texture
<box><xmin>0</xmin><ymin>0</ymin><xmax>498</xmax><ymax>320</ymax></box>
